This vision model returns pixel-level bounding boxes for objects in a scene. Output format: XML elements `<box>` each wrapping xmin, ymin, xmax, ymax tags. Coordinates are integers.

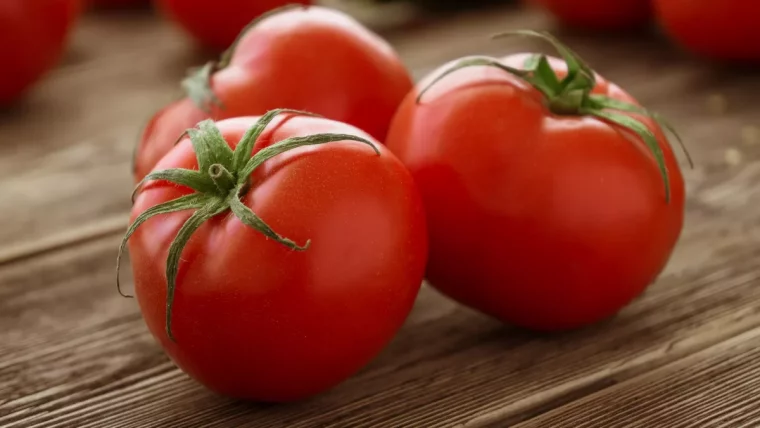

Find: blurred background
<box><xmin>2</xmin><ymin>0</ymin><xmax>757</xmax><ymax>256</ymax></box>
<box><xmin>3</xmin><ymin>1</ymin><xmax>760</xmax><ymax>426</ymax></box>
<box><xmin>2</xmin><ymin>0</ymin><xmax>758</xmax><ymax>266</ymax></box>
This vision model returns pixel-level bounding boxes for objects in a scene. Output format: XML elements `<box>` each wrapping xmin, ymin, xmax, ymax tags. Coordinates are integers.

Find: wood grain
<box><xmin>2</xmin><ymin>3</ymin><xmax>760</xmax><ymax>428</ymax></box>
<box><xmin>0</xmin><ymin>11</ymin><xmax>204</xmax><ymax>264</ymax></box>
<box><xmin>2</xmin><ymin>159</ymin><xmax>760</xmax><ymax>427</ymax></box>
<box><xmin>512</xmin><ymin>327</ymin><xmax>760</xmax><ymax>428</ymax></box>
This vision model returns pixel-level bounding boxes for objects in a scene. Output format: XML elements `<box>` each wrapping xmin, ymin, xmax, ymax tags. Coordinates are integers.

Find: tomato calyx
<box><xmin>416</xmin><ymin>30</ymin><xmax>692</xmax><ymax>203</ymax></box>
<box><xmin>116</xmin><ymin>109</ymin><xmax>380</xmax><ymax>341</ymax></box>
<box><xmin>181</xmin><ymin>4</ymin><xmax>309</xmax><ymax>113</ymax></box>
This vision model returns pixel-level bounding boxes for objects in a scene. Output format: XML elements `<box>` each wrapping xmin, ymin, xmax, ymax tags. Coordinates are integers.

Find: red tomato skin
<box><xmin>129</xmin><ymin>115</ymin><xmax>428</xmax><ymax>401</ymax></box>
<box><xmin>0</xmin><ymin>0</ymin><xmax>80</xmax><ymax>104</ymax></box>
<box><xmin>385</xmin><ymin>55</ymin><xmax>685</xmax><ymax>331</ymax></box>
<box><xmin>156</xmin><ymin>0</ymin><xmax>311</xmax><ymax>50</ymax></box>
<box><xmin>530</xmin><ymin>0</ymin><xmax>651</xmax><ymax>30</ymax></box>
<box><xmin>654</xmin><ymin>0</ymin><xmax>760</xmax><ymax>61</ymax></box>
<box><xmin>134</xmin><ymin>6</ymin><xmax>413</xmax><ymax>182</ymax></box>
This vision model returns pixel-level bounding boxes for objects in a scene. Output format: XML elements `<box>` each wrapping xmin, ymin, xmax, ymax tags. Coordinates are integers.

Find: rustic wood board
<box><xmin>2</xmin><ymin>3</ymin><xmax>760</xmax><ymax>428</ymax></box>
<box><xmin>513</xmin><ymin>328</ymin><xmax>760</xmax><ymax>428</ymax></box>
<box><xmin>0</xmin><ymin>9</ymin><xmax>203</xmax><ymax>264</ymax></box>
<box><xmin>2</xmin><ymin>185</ymin><xmax>760</xmax><ymax>428</ymax></box>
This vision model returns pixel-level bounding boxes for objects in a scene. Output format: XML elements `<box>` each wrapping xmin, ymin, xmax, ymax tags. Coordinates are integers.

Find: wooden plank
<box><xmin>0</xmin><ymin>11</ymin><xmax>203</xmax><ymax>264</ymax></box>
<box><xmin>2</xmin><ymin>4</ymin><xmax>760</xmax><ymax>427</ymax></box>
<box><xmin>2</xmin><ymin>152</ymin><xmax>760</xmax><ymax>426</ymax></box>
<box><xmin>512</xmin><ymin>327</ymin><xmax>760</xmax><ymax>428</ymax></box>
<box><xmin>3</xmin><ymin>4</ymin><xmax>759</xmax><ymax>263</ymax></box>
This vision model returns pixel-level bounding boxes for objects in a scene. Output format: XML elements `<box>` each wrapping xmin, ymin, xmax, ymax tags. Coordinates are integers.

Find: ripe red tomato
<box><xmin>122</xmin><ymin>111</ymin><xmax>427</xmax><ymax>401</ymax></box>
<box><xmin>386</xmin><ymin>34</ymin><xmax>685</xmax><ymax>331</ymax></box>
<box><xmin>156</xmin><ymin>0</ymin><xmax>311</xmax><ymax>50</ymax></box>
<box><xmin>654</xmin><ymin>0</ymin><xmax>760</xmax><ymax>61</ymax></box>
<box><xmin>0</xmin><ymin>0</ymin><xmax>81</xmax><ymax>105</ymax></box>
<box><xmin>530</xmin><ymin>0</ymin><xmax>651</xmax><ymax>30</ymax></box>
<box><xmin>134</xmin><ymin>6</ymin><xmax>412</xmax><ymax>182</ymax></box>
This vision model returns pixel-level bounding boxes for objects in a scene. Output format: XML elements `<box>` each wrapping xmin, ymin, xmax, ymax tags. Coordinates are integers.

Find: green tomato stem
<box><xmin>209</xmin><ymin>164</ymin><xmax>236</xmax><ymax>195</ymax></box>
<box><xmin>416</xmin><ymin>30</ymin><xmax>692</xmax><ymax>203</ymax></box>
<box><xmin>116</xmin><ymin>109</ymin><xmax>380</xmax><ymax>341</ymax></box>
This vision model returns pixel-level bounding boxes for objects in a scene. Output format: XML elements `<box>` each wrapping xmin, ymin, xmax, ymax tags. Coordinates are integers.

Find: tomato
<box><xmin>0</xmin><ymin>0</ymin><xmax>81</xmax><ymax>105</ymax></box>
<box><xmin>120</xmin><ymin>111</ymin><xmax>428</xmax><ymax>401</ymax></box>
<box><xmin>156</xmin><ymin>0</ymin><xmax>311</xmax><ymax>50</ymax></box>
<box><xmin>530</xmin><ymin>0</ymin><xmax>651</xmax><ymax>30</ymax></box>
<box><xmin>385</xmin><ymin>32</ymin><xmax>686</xmax><ymax>331</ymax></box>
<box><xmin>654</xmin><ymin>0</ymin><xmax>760</xmax><ymax>62</ymax></box>
<box><xmin>134</xmin><ymin>5</ymin><xmax>412</xmax><ymax>182</ymax></box>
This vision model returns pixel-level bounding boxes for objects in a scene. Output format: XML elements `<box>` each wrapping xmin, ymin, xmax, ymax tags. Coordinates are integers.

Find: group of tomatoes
<box><xmin>534</xmin><ymin>0</ymin><xmax>759</xmax><ymax>62</ymax></box>
<box><xmin>0</xmin><ymin>0</ymin><xmax>315</xmax><ymax>105</ymax></box>
<box><xmin>115</xmin><ymin>4</ymin><xmax>690</xmax><ymax>402</ymax></box>
<box><xmin>2</xmin><ymin>0</ymin><xmax>757</xmax><ymax>106</ymax></box>
<box><xmin>6</xmin><ymin>0</ymin><xmax>692</xmax><ymax>404</ymax></box>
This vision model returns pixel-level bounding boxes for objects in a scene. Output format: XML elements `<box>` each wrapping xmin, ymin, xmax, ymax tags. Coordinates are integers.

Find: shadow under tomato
<box><xmin>147</xmin><ymin>284</ymin><xmax>680</xmax><ymax>425</ymax></box>
<box><xmin>0</xmin><ymin>95</ymin><xmax>58</xmax><ymax>127</ymax></box>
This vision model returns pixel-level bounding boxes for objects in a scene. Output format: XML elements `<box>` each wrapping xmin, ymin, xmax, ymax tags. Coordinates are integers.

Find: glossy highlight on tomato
<box><xmin>386</xmin><ymin>33</ymin><xmax>686</xmax><ymax>331</ymax></box>
<box><xmin>123</xmin><ymin>112</ymin><xmax>428</xmax><ymax>401</ymax></box>
<box><xmin>133</xmin><ymin>5</ymin><xmax>412</xmax><ymax>183</ymax></box>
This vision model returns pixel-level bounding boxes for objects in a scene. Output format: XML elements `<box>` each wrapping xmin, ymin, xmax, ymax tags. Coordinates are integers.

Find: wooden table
<box><xmin>2</xmin><ymin>4</ymin><xmax>760</xmax><ymax>427</ymax></box>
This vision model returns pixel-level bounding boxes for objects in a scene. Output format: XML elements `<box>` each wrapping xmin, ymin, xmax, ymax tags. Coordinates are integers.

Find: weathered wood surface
<box><xmin>513</xmin><ymin>328</ymin><xmax>760</xmax><ymax>428</ymax></box>
<box><xmin>1</xmin><ymin>3</ymin><xmax>760</xmax><ymax>427</ymax></box>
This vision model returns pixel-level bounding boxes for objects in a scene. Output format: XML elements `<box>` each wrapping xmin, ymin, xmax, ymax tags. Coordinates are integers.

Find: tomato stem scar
<box><xmin>209</xmin><ymin>163</ymin><xmax>235</xmax><ymax>194</ymax></box>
